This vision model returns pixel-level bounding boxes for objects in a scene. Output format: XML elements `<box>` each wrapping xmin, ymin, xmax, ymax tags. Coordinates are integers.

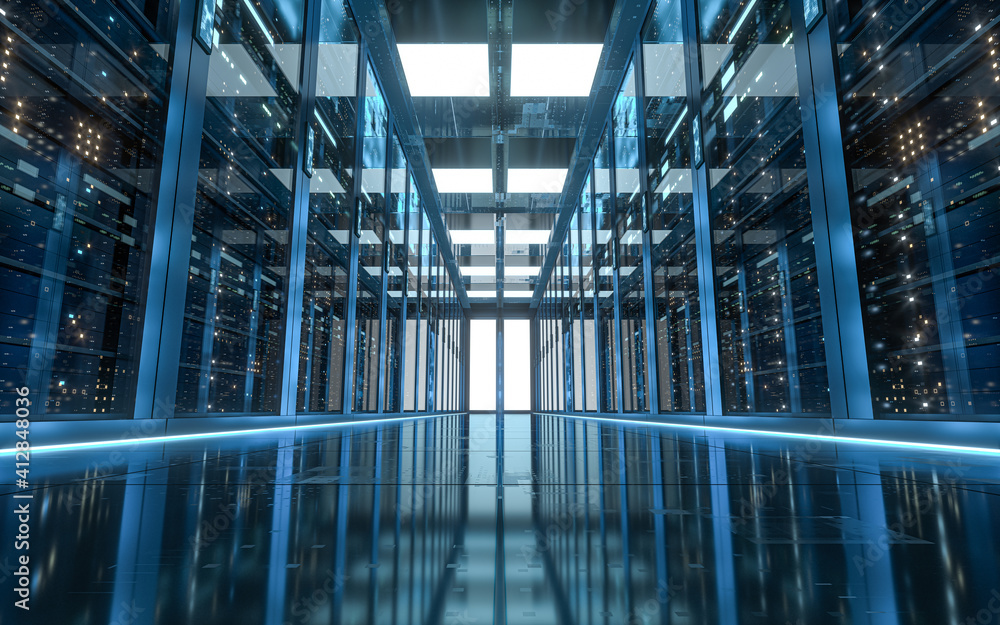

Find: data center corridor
<box><xmin>3</xmin><ymin>0</ymin><xmax>1000</xmax><ymax>621</ymax></box>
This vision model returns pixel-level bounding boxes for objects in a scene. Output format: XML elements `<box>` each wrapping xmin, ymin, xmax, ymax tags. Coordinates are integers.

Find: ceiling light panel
<box><xmin>432</xmin><ymin>168</ymin><xmax>494</xmax><ymax>194</ymax></box>
<box><xmin>449</xmin><ymin>230</ymin><xmax>496</xmax><ymax>245</ymax></box>
<box><xmin>505</xmin><ymin>230</ymin><xmax>551</xmax><ymax>245</ymax></box>
<box><xmin>510</xmin><ymin>44</ymin><xmax>604</xmax><ymax>97</ymax></box>
<box><xmin>458</xmin><ymin>266</ymin><xmax>496</xmax><ymax>276</ymax></box>
<box><xmin>507</xmin><ymin>169</ymin><xmax>568</xmax><ymax>194</ymax></box>
<box><xmin>504</xmin><ymin>266</ymin><xmax>541</xmax><ymax>276</ymax></box>
<box><xmin>397</xmin><ymin>44</ymin><xmax>490</xmax><ymax>97</ymax></box>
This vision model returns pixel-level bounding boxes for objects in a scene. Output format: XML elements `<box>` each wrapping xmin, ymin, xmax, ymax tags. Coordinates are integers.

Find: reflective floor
<box><xmin>3</xmin><ymin>413</ymin><xmax>1000</xmax><ymax>624</ymax></box>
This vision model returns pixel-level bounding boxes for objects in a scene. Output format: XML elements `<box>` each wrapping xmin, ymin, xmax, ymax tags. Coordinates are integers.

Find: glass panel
<box><xmin>570</xmin><ymin>209</ymin><xmax>585</xmax><ymax>412</ymax></box>
<box><xmin>384</xmin><ymin>133</ymin><xmax>406</xmax><ymax>412</ymax></box>
<box><xmin>832</xmin><ymin>1</ymin><xmax>1000</xmax><ymax>419</ymax></box>
<box><xmin>403</xmin><ymin>175</ymin><xmax>421</xmax><ymax>411</ymax></box>
<box><xmin>699</xmin><ymin>0</ymin><xmax>830</xmax><ymax>414</ymax></box>
<box><xmin>643</xmin><ymin>0</ymin><xmax>705</xmax><ymax>413</ymax></box>
<box><xmin>0</xmin><ymin>0</ymin><xmax>175</xmax><ymax>419</ymax></box>
<box><xmin>417</xmin><ymin>209</ymin><xmax>431</xmax><ymax>411</ymax></box>
<box><xmin>615</xmin><ymin>60</ymin><xmax>649</xmax><ymax>412</ymax></box>
<box><xmin>177</xmin><ymin>0</ymin><xmax>305</xmax><ymax>414</ymax></box>
<box><xmin>297</xmin><ymin>0</ymin><xmax>359</xmax><ymax>414</ymax></box>
<box><xmin>425</xmin><ymin>232</ymin><xmax>438</xmax><ymax>411</ymax></box>
<box><xmin>353</xmin><ymin>63</ymin><xmax>386</xmax><ymax>413</ymax></box>
<box><xmin>594</xmin><ymin>129</ymin><xmax>618</xmax><ymax>412</ymax></box>
<box><xmin>580</xmin><ymin>178</ymin><xmax>599</xmax><ymax>411</ymax></box>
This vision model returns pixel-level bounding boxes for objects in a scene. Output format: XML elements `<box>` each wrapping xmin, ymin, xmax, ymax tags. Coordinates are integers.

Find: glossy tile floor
<box><xmin>3</xmin><ymin>413</ymin><xmax>1000</xmax><ymax>624</ymax></box>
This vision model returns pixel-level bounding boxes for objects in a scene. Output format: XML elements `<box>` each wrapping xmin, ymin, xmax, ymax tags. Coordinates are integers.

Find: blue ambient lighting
<box><xmin>0</xmin><ymin>413</ymin><xmax>461</xmax><ymax>456</ymax></box>
<box><xmin>537</xmin><ymin>413</ymin><xmax>1000</xmax><ymax>456</ymax></box>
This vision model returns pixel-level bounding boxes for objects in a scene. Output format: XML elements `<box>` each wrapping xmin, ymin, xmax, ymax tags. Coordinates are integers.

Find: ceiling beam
<box><xmin>528</xmin><ymin>0</ymin><xmax>653</xmax><ymax>308</ymax></box>
<box><xmin>350</xmin><ymin>0</ymin><xmax>471</xmax><ymax>308</ymax></box>
<box><xmin>488</xmin><ymin>0</ymin><xmax>512</xmax><ymax>308</ymax></box>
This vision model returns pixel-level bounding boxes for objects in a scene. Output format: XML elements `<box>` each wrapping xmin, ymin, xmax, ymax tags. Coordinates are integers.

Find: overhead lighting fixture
<box><xmin>505</xmin><ymin>230</ymin><xmax>551</xmax><ymax>245</ymax></box>
<box><xmin>432</xmin><ymin>168</ymin><xmax>494</xmax><ymax>194</ymax></box>
<box><xmin>450</xmin><ymin>230</ymin><xmax>496</xmax><ymax>245</ymax></box>
<box><xmin>458</xmin><ymin>266</ymin><xmax>496</xmax><ymax>276</ymax></box>
<box><xmin>507</xmin><ymin>169</ymin><xmax>568</xmax><ymax>194</ymax></box>
<box><xmin>510</xmin><ymin>44</ymin><xmax>604</xmax><ymax>97</ymax></box>
<box><xmin>397</xmin><ymin>44</ymin><xmax>490</xmax><ymax>97</ymax></box>
<box><xmin>504</xmin><ymin>266</ymin><xmax>541</xmax><ymax>276</ymax></box>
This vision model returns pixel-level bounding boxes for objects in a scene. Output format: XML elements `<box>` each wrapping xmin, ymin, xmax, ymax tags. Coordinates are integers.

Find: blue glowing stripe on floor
<box><xmin>0</xmin><ymin>413</ymin><xmax>459</xmax><ymax>456</ymax></box>
<box><xmin>537</xmin><ymin>413</ymin><xmax>1000</xmax><ymax>456</ymax></box>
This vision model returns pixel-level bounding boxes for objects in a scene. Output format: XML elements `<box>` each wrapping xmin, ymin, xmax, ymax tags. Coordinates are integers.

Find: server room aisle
<box><xmin>2</xmin><ymin>413</ymin><xmax>999</xmax><ymax>624</ymax></box>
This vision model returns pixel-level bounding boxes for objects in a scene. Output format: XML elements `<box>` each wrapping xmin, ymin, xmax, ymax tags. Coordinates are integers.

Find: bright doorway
<box><xmin>468</xmin><ymin>319</ymin><xmax>531</xmax><ymax>411</ymax></box>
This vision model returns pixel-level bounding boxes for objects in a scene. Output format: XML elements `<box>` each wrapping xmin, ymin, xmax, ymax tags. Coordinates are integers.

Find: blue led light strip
<box><xmin>534</xmin><ymin>413</ymin><xmax>1000</xmax><ymax>456</ymax></box>
<box><xmin>0</xmin><ymin>413</ymin><xmax>461</xmax><ymax>456</ymax></box>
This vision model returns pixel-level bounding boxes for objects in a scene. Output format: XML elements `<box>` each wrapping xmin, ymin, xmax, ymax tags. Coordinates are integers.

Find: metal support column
<box><xmin>608</xmin><ymin>121</ymin><xmax>626</xmax><ymax>414</ymax></box>
<box><xmin>791</xmin><ymin>7</ymin><xmax>874</xmax><ymax>420</ymax></box>
<box><xmin>634</xmin><ymin>39</ymin><xmax>660</xmax><ymax>415</ymax></box>
<box><xmin>341</xmin><ymin>43</ymin><xmax>369</xmax><ymax>416</ymax></box>
<box><xmin>681</xmin><ymin>0</ymin><xmax>723</xmax><ymax>416</ymax></box>
<box><xmin>395</xmin><ymin>172</ymin><xmax>412</xmax><ymax>414</ymax></box>
<box><xmin>278</xmin><ymin>0</ymin><xmax>323</xmax><ymax>417</ymax></box>
<box><xmin>375</xmin><ymin>127</ymin><xmax>393</xmax><ymax>414</ymax></box>
<box><xmin>462</xmin><ymin>315</ymin><xmax>471</xmax><ymax>411</ymax></box>
<box><xmin>133</xmin><ymin>0</ymin><xmax>211</xmax><ymax>419</ymax></box>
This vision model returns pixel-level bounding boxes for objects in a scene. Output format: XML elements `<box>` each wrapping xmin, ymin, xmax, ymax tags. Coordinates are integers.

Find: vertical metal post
<box><xmin>462</xmin><ymin>315</ymin><xmax>471</xmax><ymax>411</ymax></box>
<box><xmin>577</xmin><ymin>205</ymin><xmax>588</xmax><ymax>413</ymax></box>
<box><xmin>395</xmin><ymin>171</ymin><xmax>411</xmax><ymax>415</ymax></box>
<box><xmin>608</xmin><ymin>117</ymin><xmax>626</xmax><ymax>414</ymax></box>
<box><xmin>375</xmin><ymin>126</ymin><xmax>392</xmax><ymax>414</ymax></box>
<box><xmin>497</xmin><ymin>213</ymin><xmax>505</xmax><ymax>415</ymax></box>
<box><xmin>681</xmin><ymin>0</ymin><xmax>723</xmax><ymax>416</ymax></box>
<box><xmin>530</xmin><ymin>312</ymin><xmax>538</xmax><ymax>411</ymax></box>
<box><xmin>279</xmin><ymin>0</ymin><xmax>322</xmax><ymax>417</ymax></box>
<box><xmin>589</xmin><ymin>174</ymin><xmax>604</xmax><ymax>412</ymax></box>
<box><xmin>634</xmin><ymin>38</ymin><xmax>660</xmax><ymax>415</ymax></box>
<box><xmin>133</xmin><ymin>0</ymin><xmax>211</xmax><ymax>420</ymax></box>
<box><xmin>342</xmin><ymin>45</ymin><xmax>368</xmax><ymax>416</ymax></box>
<box><xmin>412</xmin><ymin>205</ymin><xmax>424</xmax><ymax>412</ymax></box>
<box><xmin>563</xmin><ymin>256</ymin><xmax>575</xmax><ymax>412</ymax></box>
<box><xmin>790</xmin><ymin>8</ymin><xmax>874</xmax><ymax>420</ymax></box>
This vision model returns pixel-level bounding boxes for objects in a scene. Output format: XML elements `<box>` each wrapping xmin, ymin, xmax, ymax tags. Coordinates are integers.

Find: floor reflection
<box><xmin>2</xmin><ymin>413</ymin><xmax>1000</xmax><ymax>624</ymax></box>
